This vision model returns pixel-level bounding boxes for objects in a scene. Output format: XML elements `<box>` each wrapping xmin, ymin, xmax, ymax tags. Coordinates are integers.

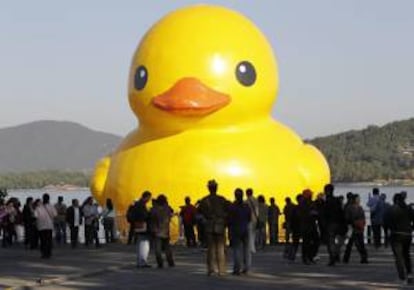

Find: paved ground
<box><xmin>0</xmin><ymin>243</ymin><xmax>411</xmax><ymax>290</ymax></box>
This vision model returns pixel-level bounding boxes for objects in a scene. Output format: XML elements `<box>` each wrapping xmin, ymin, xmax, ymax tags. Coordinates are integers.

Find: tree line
<box><xmin>309</xmin><ymin>118</ymin><xmax>414</xmax><ymax>182</ymax></box>
<box><xmin>0</xmin><ymin>170</ymin><xmax>90</xmax><ymax>189</ymax></box>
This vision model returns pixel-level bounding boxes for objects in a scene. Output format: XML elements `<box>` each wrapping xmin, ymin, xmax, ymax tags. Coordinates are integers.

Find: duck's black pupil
<box><xmin>134</xmin><ymin>65</ymin><xmax>148</xmax><ymax>90</ymax></box>
<box><xmin>236</xmin><ymin>61</ymin><xmax>256</xmax><ymax>86</ymax></box>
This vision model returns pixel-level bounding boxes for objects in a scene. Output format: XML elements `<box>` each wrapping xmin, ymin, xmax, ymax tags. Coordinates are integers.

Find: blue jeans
<box><xmin>54</xmin><ymin>221</ymin><xmax>67</xmax><ymax>244</ymax></box>
<box><xmin>232</xmin><ymin>232</ymin><xmax>250</xmax><ymax>273</ymax></box>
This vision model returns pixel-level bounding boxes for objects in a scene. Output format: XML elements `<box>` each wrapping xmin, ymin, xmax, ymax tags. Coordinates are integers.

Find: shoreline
<box><xmin>4</xmin><ymin>182</ymin><xmax>414</xmax><ymax>191</ymax></box>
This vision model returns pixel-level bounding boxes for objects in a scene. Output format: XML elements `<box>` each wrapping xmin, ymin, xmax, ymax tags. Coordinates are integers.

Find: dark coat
<box><xmin>198</xmin><ymin>194</ymin><xmax>230</xmax><ymax>235</ymax></box>
<box><xmin>384</xmin><ymin>202</ymin><xmax>414</xmax><ymax>235</ymax></box>
<box><xmin>66</xmin><ymin>206</ymin><xmax>83</xmax><ymax>228</ymax></box>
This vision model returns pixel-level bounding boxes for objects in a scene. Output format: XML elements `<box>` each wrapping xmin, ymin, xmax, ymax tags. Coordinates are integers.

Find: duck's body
<box><xmin>93</xmin><ymin>118</ymin><xmax>329</xmax><ymax>213</ymax></box>
<box><xmin>91</xmin><ymin>5</ymin><xmax>330</xmax><ymax>215</ymax></box>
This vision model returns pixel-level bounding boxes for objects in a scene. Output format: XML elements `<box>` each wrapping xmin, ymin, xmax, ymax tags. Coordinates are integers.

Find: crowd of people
<box><xmin>1</xmin><ymin>181</ymin><xmax>413</xmax><ymax>285</ymax></box>
<box><xmin>0</xmin><ymin>194</ymin><xmax>116</xmax><ymax>258</ymax></box>
<box><xmin>125</xmin><ymin>180</ymin><xmax>413</xmax><ymax>285</ymax></box>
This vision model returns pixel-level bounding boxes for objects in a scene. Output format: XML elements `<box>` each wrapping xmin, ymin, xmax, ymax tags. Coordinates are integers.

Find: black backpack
<box><xmin>126</xmin><ymin>204</ymin><xmax>135</xmax><ymax>223</ymax></box>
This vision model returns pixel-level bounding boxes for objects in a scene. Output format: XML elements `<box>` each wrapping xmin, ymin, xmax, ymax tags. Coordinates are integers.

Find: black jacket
<box><xmin>384</xmin><ymin>202</ymin><xmax>414</xmax><ymax>235</ymax></box>
<box><xmin>66</xmin><ymin>206</ymin><xmax>83</xmax><ymax>227</ymax></box>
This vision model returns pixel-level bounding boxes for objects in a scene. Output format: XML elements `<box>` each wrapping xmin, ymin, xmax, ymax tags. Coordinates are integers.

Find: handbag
<box><xmin>353</xmin><ymin>219</ymin><xmax>365</xmax><ymax>232</ymax></box>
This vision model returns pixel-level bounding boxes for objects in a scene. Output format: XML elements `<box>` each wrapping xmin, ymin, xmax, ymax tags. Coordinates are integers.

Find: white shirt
<box><xmin>34</xmin><ymin>203</ymin><xmax>57</xmax><ymax>231</ymax></box>
<box><xmin>83</xmin><ymin>204</ymin><xmax>99</xmax><ymax>225</ymax></box>
<box><xmin>74</xmin><ymin>207</ymin><xmax>80</xmax><ymax>227</ymax></box>
<box><xmin>102</xmin><ymin>207</ymin><xmax>116</xmax><ymax>218</ymax></box>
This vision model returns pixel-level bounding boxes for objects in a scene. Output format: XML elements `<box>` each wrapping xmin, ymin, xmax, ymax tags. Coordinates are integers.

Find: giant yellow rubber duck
<box><xmin>91</xmin><ymin>4</ymin><xmax>330</xmax><ymax>216</ymax></box>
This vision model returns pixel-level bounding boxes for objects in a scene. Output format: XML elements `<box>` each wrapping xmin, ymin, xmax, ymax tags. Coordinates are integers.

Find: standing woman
<box><xmin>0</xmin><ymin>199</ymin><xmax>9</xmax><ymax>248</ymax></box>
<box><xmin>150</xmin><ymin>195</ymin><xmax>175</xmax><ymax>268</ymax></box>
<box><xmin>22</xmin><ymin>197</ymin><xmax>36</xmax><ymax>249</ymax></box>
<box><xmin>31</xmin><ymin>199</ymin><xmax>41</xmax><ymax>249</ymax></box>
<box><xmin>343</xmin><ymin>194</ymin><xmax>368</xmax><ymax>264</ymax></box>
<box><xmin>4</xmin><ymin>200</ymin><xmax>18</xmax><ymax>247</ymax></box>
<box><xmin>256</xmin><ymin>195</ymin><xmax>268</xmax><ymax>250</ymax></box>
<box><xmin>102</xmin><ymin>198</ymin><xmax>116</xmax><ymax>243</ymax></box>
<box><xmin>34</xmin><ymin>193</ymin><xmax>57</xmax><ymax>258</ymax></box>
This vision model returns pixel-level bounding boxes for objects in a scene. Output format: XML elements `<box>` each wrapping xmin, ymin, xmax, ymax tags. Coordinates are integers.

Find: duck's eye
<box><xmin>235</xmin><ymin>61</ymin><xmax>256</xmax><ymax>86</ymax></box>
<box><xmin>134</xmin><ymin>65</ymin><xmax>148</xmax><ymax>90</ymax></box>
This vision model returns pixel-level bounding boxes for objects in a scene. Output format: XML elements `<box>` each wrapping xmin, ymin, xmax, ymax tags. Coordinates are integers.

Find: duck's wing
<box><xmin>297</xmin><ymin>143</ymin><xmax>331</xmax><ymax>193</ymax></box>
<box><xmin>90</xmin><ymin>155</ymin><xmax>112</xmax><ymax>205</ymax></box>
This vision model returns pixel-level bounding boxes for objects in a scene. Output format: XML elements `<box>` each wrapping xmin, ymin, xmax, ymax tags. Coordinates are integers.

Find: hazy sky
<box><xmin>1</xmin><ymin>0</ymin><xmax>413</xmax><ymax>138</ymax></box>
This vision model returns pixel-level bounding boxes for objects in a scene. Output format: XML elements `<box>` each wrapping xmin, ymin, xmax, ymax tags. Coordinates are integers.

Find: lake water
<box><xmin>7</xmin><ymin>184</ymin><xmax>414</xmax><ymax>208</ymax></box>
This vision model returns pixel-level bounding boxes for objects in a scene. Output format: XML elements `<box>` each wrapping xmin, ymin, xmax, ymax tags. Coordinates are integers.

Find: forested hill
<box><xmin>309</xmin><ymin>118</ymin><xmax>414</xmax><ymax>183</ymax></box>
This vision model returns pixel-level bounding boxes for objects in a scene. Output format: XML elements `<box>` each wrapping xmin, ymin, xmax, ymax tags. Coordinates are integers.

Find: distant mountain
<box><xmin>309</xmin><ymin>118</ymin><xmax>414</xmax><ymax>183</ymax></box>
<box><xmin>0</xmin><ymin>120</ymin><xmax>122</xmax><ymax>173</ymax></box>
<box><xmin>1</xmin><ymin>118</ymin><xmax>414</xmax><ymax>184</ymax></box>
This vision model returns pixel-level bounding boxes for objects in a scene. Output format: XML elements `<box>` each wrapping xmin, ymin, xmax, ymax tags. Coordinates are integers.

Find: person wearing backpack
<box><xmin>126</xmin><ymin>202</ymin><xmax>137</xmax><ymax>245</ymax></box>
<box><xmin>132</xmin><ymin>191</ymin><xmax>152</xmax><ymax>268</ymax></box>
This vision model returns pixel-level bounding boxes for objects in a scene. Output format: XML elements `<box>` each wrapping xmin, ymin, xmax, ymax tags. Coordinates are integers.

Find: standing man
<box><xmin>283</xmin><ymin>197</ymin><xmax>294</xmax><ymax>244</ymax></box>
<box><xmin>54</xmin><ymin>196</ymin><xmax>67</xmax><ymax>245</ymax></box>
<box><xmin>380</xmin><ymin>193</ymin><xmax>391</xmax><ymax>247</ymax></box>
<box><xmin>228</xmin><ymin>188</ymin><xmax>251</xmax><ymax>275</ymax></box>
<box><xmin>198</xmin><ymin>180</ymin><xmax>230</xmax><ymax>276</ymax></box>
<box><xmin>384</xmin><ymin>193</ymin><xmax>414</xmax><ymax>285</ymax></box>
<box><xmin>268</xmin><ymin>197</ymin><xmax>281</xmax><ymax>245</ymax></box>
<box><xmin>324</xmin><ymin>184</ymin><xmax>346</xmax><ymax>266</ymax></box>
<box><xmin>22</xmin><ymin>197</ymin><xmax>35</xmax><ymax>249</ymax></box>
<box><xmin>82</xmin><ymin>197</ymin><xmax>100</xmax><ymax>248</ymax></box>
<box><xmin>245</xmin><ymin>188</ymin><xmax>258</xmax><ymax>253</ymax></box>
<box><xmin>66</xmin><ymin>199</ymin><xmax>82</xmax><ymax>248</ymax></box>
<box><xmin>131</xmin><ymin>191</ymin><xmax>152</xmax><ymax>268</ymax></box>
<box><xmin>34</xmin><ymin>193</ymin><xmax>57</xmax><ymax>259</ymax></box>
<box><xmin>366</xmin><ymin>188</ymin><xmax>382</xmax><ymax>248</ymax></box>
<box><xmin>180</xmin><ymin>197</ymin><xmax>197</xmax><ymax>247</ymax></box>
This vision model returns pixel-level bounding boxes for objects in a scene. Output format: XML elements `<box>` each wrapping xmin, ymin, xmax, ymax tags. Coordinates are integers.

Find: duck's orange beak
<box><xmin>152</xmin><ymin>78</ymin><xmax>230</xmax><ymax>116</ymax></box>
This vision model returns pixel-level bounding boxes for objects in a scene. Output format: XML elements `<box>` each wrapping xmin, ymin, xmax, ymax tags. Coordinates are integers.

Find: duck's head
<box><xmin>128</xmin><ymin>5</ymin><xmax>278</xmax><ymax>132</ymax></box>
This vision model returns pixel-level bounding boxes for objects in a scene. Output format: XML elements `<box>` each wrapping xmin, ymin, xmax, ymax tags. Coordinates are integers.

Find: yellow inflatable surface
<box><xmin>91</xmin><ymin>4</ymin><xmax>330</xmax><ymax>217</ymax></box>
